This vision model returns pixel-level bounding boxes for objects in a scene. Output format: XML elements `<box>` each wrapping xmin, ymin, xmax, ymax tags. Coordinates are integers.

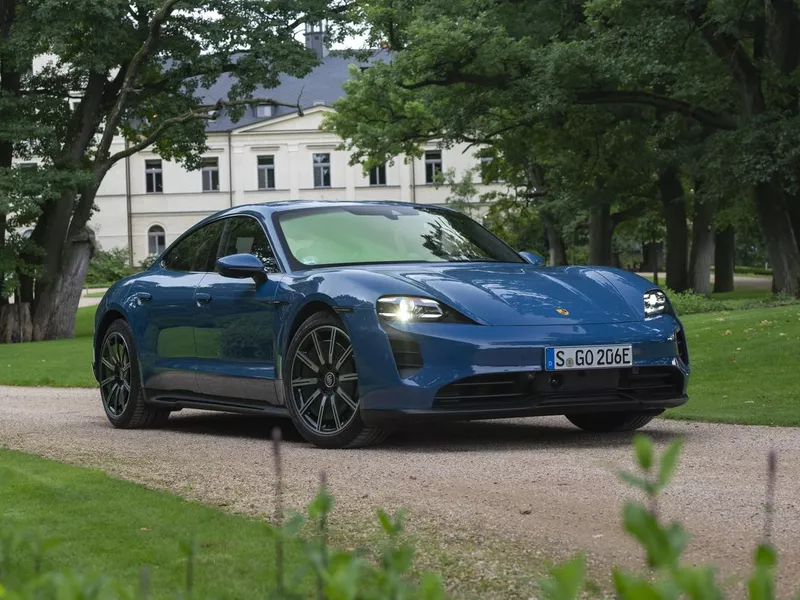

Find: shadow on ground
<box><xmin>161</xmin><ymin>411</ymin><xmax>687</xmax><ymax>452</ymax></box>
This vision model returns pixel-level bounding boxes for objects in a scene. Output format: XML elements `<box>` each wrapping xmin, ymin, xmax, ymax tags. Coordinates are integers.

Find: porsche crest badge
<box><xmin>556</xmin><ymin>308</ymin><xmax>569</xmax><ymax>316</ymax></box>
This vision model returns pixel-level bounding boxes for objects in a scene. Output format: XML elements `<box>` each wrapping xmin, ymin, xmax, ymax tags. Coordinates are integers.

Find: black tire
<box><xmin>98</xmin><ymin>319</ymin><xmax>170</xmax><ymax>429</ymax></box>
<box><xmin>283</xmin><ymin>311</ymin><xmax>387</xmax><ymax>449</ymax></box>
<box><xmin>566</xmin><ymin>410</ymin><xmax>662</xmax><ymax>433</ymax></box>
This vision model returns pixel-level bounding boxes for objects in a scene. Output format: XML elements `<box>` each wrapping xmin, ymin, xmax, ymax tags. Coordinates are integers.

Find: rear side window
<box><xmin>163</xmin><ymin>220</ymin><xmax>225</xmax><ymax>272</ymax></box>
<box><xmin>218</xmin><ymin>216</ymin><xmax>279</xmax><ymax>272</ymax></box>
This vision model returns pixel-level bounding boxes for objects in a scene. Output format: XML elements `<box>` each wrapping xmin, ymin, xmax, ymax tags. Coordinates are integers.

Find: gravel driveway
<box><xmin>1</xmin><ymin>386</ymin><xmax>799</xmax><ymax>598</ymax></box>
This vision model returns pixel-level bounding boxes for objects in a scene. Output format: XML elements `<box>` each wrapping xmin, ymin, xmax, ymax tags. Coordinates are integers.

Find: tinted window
<box><xmin>274</xmin><ymin>205</ymin><xmax>524</xmax><ymax>269</ymax></box>
<box><xmin>218</xmin><ymin>216</ymin><xmax>279</xmax><ymax>272</ymax></box>
<box><xmin>163</xmin><ymin>220</ymin><xmax>225</xmax><ymax>272</ymax></box>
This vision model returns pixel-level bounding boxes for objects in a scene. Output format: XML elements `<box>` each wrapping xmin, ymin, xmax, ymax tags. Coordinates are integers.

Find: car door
<box><xmin>193</xmin><ymin>214</ymin><xmax>284</xmax><ymax>404</ymax></box>
<box><xmin>133</xmin><ymin>219</ymin><xmax>226</xmax><ymax>396</ymax></box>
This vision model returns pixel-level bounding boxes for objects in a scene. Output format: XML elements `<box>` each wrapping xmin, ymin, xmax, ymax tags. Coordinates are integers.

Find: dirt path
<box><xmin>1</xmin><ymin>386</ymin><xmax>798</xmax><ymax>598</ymax></box>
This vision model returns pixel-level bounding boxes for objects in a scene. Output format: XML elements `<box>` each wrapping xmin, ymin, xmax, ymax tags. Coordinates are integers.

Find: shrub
<box><xmin>664</xmin><ymin>288</ymin><xmax>800</xmax><ymax>315</ymax></box>
<box><xmin>139</xmin><ymin>254</ymin><xmax>160</xmax><ymax>270</ymax></box>
<box><xmin>85</xmin><ymin>248</ymin><xmax>136</xmax><ymax>287</ymax></box>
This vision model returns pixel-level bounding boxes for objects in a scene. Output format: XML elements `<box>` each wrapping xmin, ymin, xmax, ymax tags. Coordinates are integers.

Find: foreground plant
<box><xmin>538</xmin><ymin>435</ymin><xmax>781</xmax><ymax>600</ymax></box>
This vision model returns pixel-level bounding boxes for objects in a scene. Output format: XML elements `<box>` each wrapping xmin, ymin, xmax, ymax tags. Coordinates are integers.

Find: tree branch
<box><xmin>102</xmin><ymin>98</ymin><xmax>303</xmax><ymax>167</ymax></box>
<box><xmin>96</xmin><ymin>0</ymin><xmax>182</xmax><ymax>163</ymax></box>
<box><xmin>576</xmin><ymin>90</ymin><xmax>737</xmax><ymax>130</ymax></box>
<box><xmin>612</xmin><ymin>201</ymin><xmax>648</xmax><ymax>227</ymax></box>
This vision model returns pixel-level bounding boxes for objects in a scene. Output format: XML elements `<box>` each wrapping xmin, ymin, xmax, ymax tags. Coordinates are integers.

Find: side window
<box><xmin>218</xmin><ymin>216</ymin><xmax>279</xmax><ymax>272</ymax></box>
<box><xmin>163</xmin><ymin>220</ymin><xmax>225</xmax><ymax>272</ymax></box>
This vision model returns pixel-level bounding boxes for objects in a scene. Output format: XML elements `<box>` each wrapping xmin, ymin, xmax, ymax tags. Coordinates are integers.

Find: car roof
<box><xmin>221</xmin><ymin>200</ymin><xmax>455</xmax><ymax>218</ymax></box>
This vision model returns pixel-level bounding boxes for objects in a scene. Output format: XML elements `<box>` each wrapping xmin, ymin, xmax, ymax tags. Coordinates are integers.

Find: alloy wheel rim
<box><xmin>100</xmin><ymin>332</ymin><xmax>132</xmax><ymax>418</ymax></box>
<box><xmin>290</xmin><ymin>325</ymin><xmax>359</xmax><ymax>436</ymax></box>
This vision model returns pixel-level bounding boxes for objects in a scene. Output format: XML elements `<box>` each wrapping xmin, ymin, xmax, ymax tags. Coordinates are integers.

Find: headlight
<box><xmin>644</xmin><ymin>289</ymin><xmax>668</xmax><ymax>317</ymax></box>
<box><xmin>377</xmin><ymin>296</ymin><xmax>444</xmax><ymax>322</ymax></box>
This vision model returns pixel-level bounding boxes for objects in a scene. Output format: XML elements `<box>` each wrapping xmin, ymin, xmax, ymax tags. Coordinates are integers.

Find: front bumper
<box><xmin>343</xmin><ymin>311</ymin><xmax>689</xmax><ymax>426</ymax></box>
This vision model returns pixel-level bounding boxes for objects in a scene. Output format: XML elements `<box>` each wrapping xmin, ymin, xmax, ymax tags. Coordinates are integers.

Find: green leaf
<box><xmin>622</xmin><ymin>503</ymin><xmax>687</xmax><ymax>570</ymax></box>
<box><xmin>377</xmin><ymin>509</ymin><xmax>394</xmax><ymax>535</ymax></box>
<box><xmin>538</xmin><ymin>555</ymin><xmax>586</xmax><ymax>600</ymax></box>
<box><xmin>420</xmin><ymin>572</ymin><xmax>446</xmax><ymax>600</ymax></box>
<box><xmin>748</xmin><ymin>544</ymin><xmax>777</xmax><ymax>600</ymax></box>
<box><xmin>619</xmin><ymin>471</ymin><xmax>650</xmax><ymax>493</ymax></box>
<box><xmin>634</xmin><ymin>434</ymin><xmax>654</xmax><ymax>471</ymax></box>
<box><xmin>754</xmin><ymin>544</ymin><xmax>777</xmax><ymax>569</ymax></box>
<box><xmin>612</xmin><ymin>568</ymin><xmax>664</xmax><ymax>600</ymax></box>
<box><xmin>658</xmin><ymin>439</ymin><xmax>683</xmax><ymax>488</ymax></box>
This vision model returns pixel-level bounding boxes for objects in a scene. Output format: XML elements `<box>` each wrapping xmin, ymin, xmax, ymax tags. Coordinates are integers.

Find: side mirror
<box><xmin>519</xmin><ymin>251</ymin><xmax>545</xmax><ymax>266</ymax></box>
<box><xmin>216</xmin><ymin>253</ymin><xmax>268</xmax><ymax>284</ymax></box>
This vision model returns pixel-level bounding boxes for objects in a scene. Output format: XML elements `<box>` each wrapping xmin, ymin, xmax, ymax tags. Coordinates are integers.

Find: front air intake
<box><xmin>387</xmin><ymin>331</ymin><xmax>423</xmax><ymax>378</ymax></box>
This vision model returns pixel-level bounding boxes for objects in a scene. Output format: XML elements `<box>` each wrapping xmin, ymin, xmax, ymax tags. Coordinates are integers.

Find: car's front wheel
<box><xmin>566</xmin><ymin>410</ymin><xmax>662</xmax><ymax>433</ymax></box>
<box><xmin>284</xmin><ymin>312</ymin><xmax>387</xmax><ymax>449</ymax></box>
<box><xmin>98</xmin><ymin>320</ymin><xmax>170</xmax><ymax>429</ymax></box>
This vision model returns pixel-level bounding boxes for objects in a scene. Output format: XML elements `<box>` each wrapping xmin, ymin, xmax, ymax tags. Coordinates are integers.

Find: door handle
<box><xmin>195</xmin><ymin>292</ymin><xmax>212</xmax><ymax>305</ymax></box>
<box><xmin>134</xmin><ymin>292</ymin><xmax>152</xmax><ymax>304</ymax></box>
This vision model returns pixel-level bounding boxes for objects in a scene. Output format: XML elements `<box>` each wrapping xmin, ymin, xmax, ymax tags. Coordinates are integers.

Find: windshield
<box><xmin>274</xmin><ymin>204</ymin><xmax>524</xmax><ymax>269</ymax></box>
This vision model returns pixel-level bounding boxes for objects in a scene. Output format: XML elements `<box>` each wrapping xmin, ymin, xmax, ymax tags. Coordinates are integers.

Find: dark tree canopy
<box><xmin>325</xmin><ymin>0</ymin><xmax>800</xmax><ymax>296</ymax></box>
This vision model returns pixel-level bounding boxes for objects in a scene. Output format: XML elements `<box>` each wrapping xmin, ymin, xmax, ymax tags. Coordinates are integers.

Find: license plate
<box><xmin>545</xmin><ymin>345</ymin><xmax>632</xmax><ymax>371</ymax></box>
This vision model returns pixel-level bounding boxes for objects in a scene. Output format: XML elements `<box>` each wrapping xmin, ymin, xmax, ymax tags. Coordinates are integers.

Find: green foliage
<box><xmin>665</xmin><ymin>289</ymin><xmax>800</xmax><ymax>316</ymax></box>
<box><xmin>537</xmin><ymin>436</ymin><xmax>786</xmax><ymax>600</ymax></box>
<box><xmin>85</xmin><ymin>248</ymin><xmax>135</xmax><ymax>287</ymax></box>
<box><xmin>139</xmin><ymin>255</ymin><xmax>160</xmax><ymax>270</ymax></box>
<box><xmin>0</xmin><ymin>453</ymin><xmax>446</xmax><ymax>600</ymax></box>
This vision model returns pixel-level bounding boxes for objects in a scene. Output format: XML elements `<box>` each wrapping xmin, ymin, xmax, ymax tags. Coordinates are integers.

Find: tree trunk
<box><xmin>29</xmin><ymin>227</ymin><xmax>95</xmax><ymax>341</ymax></box>
<box><xmin>789</xmin><ymin>194</ymin><xmax>800</xmax><ymax>253</ymax></box>
<box><xmin>588</xmin><ymin>202</ymin><xmax>614</xmax><ymax>266</ymax></box>
<box><xmin>0</xmin><ymin>302</ymin><xmax>33</xmax><ymax>343</ymax></box>
<box><xmin>542</xmin><ymin>211</ymin><xmax>567</xmax><ymax>265</ymax></box>
<box><xmin>688</xmin><ymin>201</ymin><xmax>715</xmax><ymax>294</ymax></box>
<box><xmin>713</xmin><ymin>226</ymin><xmax>735</xmax><ymax>293</ymax></box>
<box><xmin>754</xmin><ymin>179</ymin><xmax>800</xmax><ymax>296</ymax></box>
<box><xmin>659</xmin><ymin>168</ymin><xmax>689</xmax><ymax>292</ymax></box>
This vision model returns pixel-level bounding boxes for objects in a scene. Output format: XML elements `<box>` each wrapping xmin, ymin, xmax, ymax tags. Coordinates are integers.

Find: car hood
<box><xmin>373</xmin><ymin>264</ymin><xmax>642</xmax><ymax>326</ymax></box>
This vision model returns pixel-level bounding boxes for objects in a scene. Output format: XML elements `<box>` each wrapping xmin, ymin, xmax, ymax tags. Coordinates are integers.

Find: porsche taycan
<box><xmin>93</xmin><ymin>201</ymin><xmax>689</xmax><ymax>448</ymax></box>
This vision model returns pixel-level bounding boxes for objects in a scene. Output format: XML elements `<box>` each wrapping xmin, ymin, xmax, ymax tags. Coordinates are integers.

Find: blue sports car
<box><xmin>93</xmin><ymin>201</ymin><xmax>689</xmax><ymax>448</ymax></box>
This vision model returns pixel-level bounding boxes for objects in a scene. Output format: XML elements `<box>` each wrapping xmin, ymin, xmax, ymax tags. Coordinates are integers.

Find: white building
<box><xmin>29</xmin><ymin>36</ymin><xmax>508</xmax><ymax>266</ymax></box>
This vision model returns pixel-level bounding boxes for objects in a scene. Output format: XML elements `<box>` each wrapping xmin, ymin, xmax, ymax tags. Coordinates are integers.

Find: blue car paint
<box><xmin>94</xmin><ymin>200</ymin><xmax>689</xmax><ymax>420</ymax></box>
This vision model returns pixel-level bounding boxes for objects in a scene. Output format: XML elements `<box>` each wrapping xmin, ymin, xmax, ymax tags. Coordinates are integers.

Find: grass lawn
<box><xmin>0</xmin><ymin>306</ymin><xmax>97</xmax><ymax>387</ymax></box>
<box><xmin>668</xmin><ymin>304</ymin><xmax>800</xmax><ymax>426</ymax></box>
<box><xmin>0</xmin><ymin>449</ymin><xmax>310</xmax><ymax>598</ymax></box>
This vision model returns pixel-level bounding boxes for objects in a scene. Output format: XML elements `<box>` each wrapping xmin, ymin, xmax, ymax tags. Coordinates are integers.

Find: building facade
<box><xmin>92</xmin><ymin>106</ymin><xmax>507</xmax><ymax>266</ymax></box>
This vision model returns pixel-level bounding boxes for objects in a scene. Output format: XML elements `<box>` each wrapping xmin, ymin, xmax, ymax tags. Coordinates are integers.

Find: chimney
<box><xmin>304</xmin><ymin>22</ymin><xmax>328</xmax><ymax>59</ymax></box>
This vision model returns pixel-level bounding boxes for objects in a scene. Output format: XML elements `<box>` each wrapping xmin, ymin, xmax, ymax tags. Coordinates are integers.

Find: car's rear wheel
<box><xmin>284</xmin><ymin>312</ymin><xmax>387</xmax><ymax>449</ymax></box>
<box><xmin>566</xmin><ymin>410</ymin><xmax>662</xmax><ymax>433</ymax></box>
<box><xmin>99</xmin><ymin>320</ymin><xmax>170</xmax><ymax>429</ymax></box>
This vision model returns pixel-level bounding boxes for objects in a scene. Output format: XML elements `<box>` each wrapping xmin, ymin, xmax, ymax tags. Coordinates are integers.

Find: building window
<box><xmin>480</xmin><ymin>156</ymin><xmax>499</xmax><ymax>183</ymax></box>
<box><xmin>256</xmin><ymin>104</ymin><xmax>273</xmax><ymax>118</ymax></box>
<box><xmin>145</xmin><ymin>159</ymin><xmax>163</xmax><ymax>193</ymax></box>
<box><xmin>425</xmin><ymin>151</ymin><xmax>442</xmax><ymax>184</ymax></box>
<box><xmin>148</xmin><ymin>225</ymin><xmax>166</xmax><ymax>256</ymax></box>
<box><xmin>201</xmin><ymin>157</ymin><xmax>219</xmax><ymax>192</ymax></box>
<box><xmin>313</xmin><ymin>153</ymin><xmax>331</xmax><ymax>188</ymax></box>
<box><xmin>369</xmin><ymin>164</ymin><xmax>387</xmax><ymax>186</ymax></box>
<box><xmin>257</xmin><ymin>155</ymin><xmax>276</xmax><ymax>190</ymax></box>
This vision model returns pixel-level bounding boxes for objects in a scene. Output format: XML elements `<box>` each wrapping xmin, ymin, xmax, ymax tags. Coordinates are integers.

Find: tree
<box><xmin>328</xmin><ymin>0</ymin><xmax>800</xmax><ymax>295</ymax></box>
<box><xmin>0</xmin><ymin>0</ymin><xmax>357</xmax><ymax>342</ymax></box>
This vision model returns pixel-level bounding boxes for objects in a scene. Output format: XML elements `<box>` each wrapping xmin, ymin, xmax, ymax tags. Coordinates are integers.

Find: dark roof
<box><xmin>201</xmin><ymin>50</ymin><xmax>390</xmax><ymax>133</ymax></box>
